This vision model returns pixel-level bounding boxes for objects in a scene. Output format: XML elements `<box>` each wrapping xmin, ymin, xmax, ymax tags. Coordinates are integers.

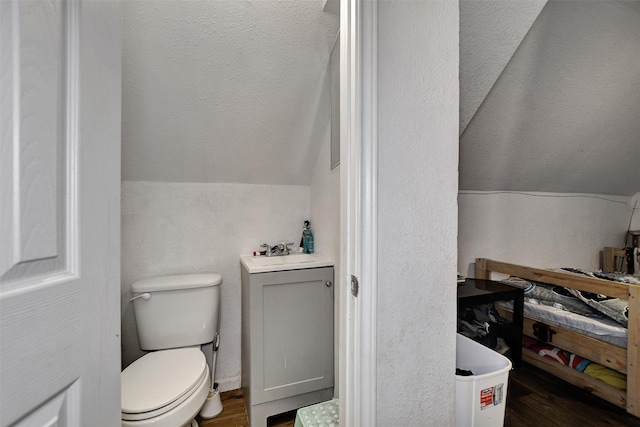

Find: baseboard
<box><xmin>216</xmin><ymin>375</ymin><xmax>241</xmax><ymax>392</ymax></box>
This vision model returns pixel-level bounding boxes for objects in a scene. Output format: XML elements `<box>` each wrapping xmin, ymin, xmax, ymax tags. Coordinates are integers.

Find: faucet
<box><xmin>261</xmin><ymin>242</ymin><xmax>294</xmax><ymax>256</ymax></box>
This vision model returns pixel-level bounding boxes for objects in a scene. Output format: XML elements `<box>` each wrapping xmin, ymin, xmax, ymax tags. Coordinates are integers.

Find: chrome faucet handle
<box><xmin>283</xmin><ymin>242</ymin><xmax>294</xmax><ymax>255</ymax></box>
<box><xmin>260</xmin><ymin>243</ymin><xmax>272</xmax><ymax>256</ymax></box>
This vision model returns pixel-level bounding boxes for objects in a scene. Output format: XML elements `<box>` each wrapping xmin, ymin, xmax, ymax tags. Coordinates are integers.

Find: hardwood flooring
<box><xmin>505</xmin><ymin>363</ymin><xmax>640</xmax><ymax>427</ymax></box>
<box><xmin>198</xmin><ymin>363</ymin><xmax>640</xmax><ymax>426</ymax></box>
<box><xmin>196</xmin><ymin>389</ymin><xmax>250</xmax><ymax>427</ymax></box>
<box><xmin>196</xmin><ymin>389</ymin><xmax>295</xmax><ymax>427</ymax></box>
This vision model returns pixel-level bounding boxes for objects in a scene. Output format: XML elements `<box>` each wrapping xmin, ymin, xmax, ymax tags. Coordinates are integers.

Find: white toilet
<box><xmin>121</xmin><ymin>273</ymin><xmax>222</xmax><ymax>427</ymax></box>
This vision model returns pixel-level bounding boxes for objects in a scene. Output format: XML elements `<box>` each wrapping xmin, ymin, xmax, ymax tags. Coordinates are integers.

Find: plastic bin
<box><xmin>456</xmin><ymin>333</ymin><xmax>512</xmax><ymax>427</ymax></box>
<box><xmin>294</xmin><ymin>399</ymin><xmax>339</xmax><ymax>427</ymax></box>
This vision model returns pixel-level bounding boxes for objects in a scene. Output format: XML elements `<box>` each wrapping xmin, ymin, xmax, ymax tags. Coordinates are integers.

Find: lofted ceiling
<box><xmin>460</xmin><ymin>0</ymin><xmax>640</xmax><ymax>196</ymax></box>
<box><xmin>122</xmin><ymin>0</ymin><xmax>638</xmax><ymax>196</ymax></box>
<box><xmin>121</xmin><ymin>0</ymin><xmax>339</xmax><ymax>185</ymax></box>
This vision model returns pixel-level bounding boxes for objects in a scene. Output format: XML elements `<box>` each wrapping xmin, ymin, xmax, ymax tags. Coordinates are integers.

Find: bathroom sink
<box><xmin>249</xmin><ymin>257</ymin><xmax>287</xmax><ymax>267</ymax></box>
<box><xmin>240</xmin><ymin>253</ymin><xmax>334</xmax><ymax>273</ymax></box>
<box><xmin>251</xmin><ymin>254</ymin><xmax>318</xmax><ymax>266</ymax></box>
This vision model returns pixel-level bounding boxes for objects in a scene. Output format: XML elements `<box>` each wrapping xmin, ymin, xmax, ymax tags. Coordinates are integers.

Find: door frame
<box><xmin>339</xmin><ymin>0</ymin><xmax>377</xmax><ymax>425</ymax></box>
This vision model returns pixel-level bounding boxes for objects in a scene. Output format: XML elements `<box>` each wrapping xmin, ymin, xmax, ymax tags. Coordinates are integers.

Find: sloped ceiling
<box><xmin>460</xmin><ymin>0</ymin><xmax>640</xmax><ymax>196</ymax></box>
<box><xmin>122</xmin><ymin>1</ymin><xmax>638</xmax><ymax>195</ymax></box>
<box><xmin>459</xmin><ymin>0</ymin><xmax>547</xmax><ymax>134</ymax></box>
<box><xmin>121</xmin><ymin>0</ymin><xmax>339</xmax><ymax>185</ymax></box>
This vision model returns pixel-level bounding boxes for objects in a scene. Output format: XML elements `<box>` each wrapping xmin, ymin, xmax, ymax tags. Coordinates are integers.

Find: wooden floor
<box><xmin>505</xmin><ymin>363</ymin><xmax>640</xmax><ymax>427</ymax></box>
<box><xmin>198</xmin><ymin>363</ymin><xmax>640</xmax><ymax>426</ymax></box>
<box><xmin>197</xmin><ymin>389</ymin><xmax>295</xmax><ymax>427</ymax></box>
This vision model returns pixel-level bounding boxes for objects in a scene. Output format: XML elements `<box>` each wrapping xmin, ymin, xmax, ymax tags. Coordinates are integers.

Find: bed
<box><xmin>474</xmin><ymin>253</ymin><xmax>639</xmax><ymax>418</ymax></box>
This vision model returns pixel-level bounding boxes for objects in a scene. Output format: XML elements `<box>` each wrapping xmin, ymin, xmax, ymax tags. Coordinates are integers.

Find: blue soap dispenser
<box><xmin>302</xmin><ymin>220</ymin><xmax>314</xmax><ymax>254</ymax></box>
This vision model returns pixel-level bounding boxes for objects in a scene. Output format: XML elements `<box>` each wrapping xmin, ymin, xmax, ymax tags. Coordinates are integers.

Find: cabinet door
<box><xmin>250</xmin><ymin>267</ymin><xmax>334</xmax><ymax>404</ymax></box>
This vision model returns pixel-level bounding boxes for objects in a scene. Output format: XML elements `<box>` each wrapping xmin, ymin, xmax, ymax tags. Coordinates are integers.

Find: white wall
<box><xmin>121</xmin><ymin>181</ymin><xmax>309</xmax><ymax>391</ymax></box>
<box><xmin>120</xmin><ymin>1</ymin><xmax>340</xmax><ymax>394</ymax></box>
<box><xmin>377</xmin><ymin>1</ymin><xmax>459</xmax><ymax>424</ymax></box>
<box><xmin>458</xmin><ymin>192</ymin><xmax>634</xmax><ymax>277</ymax></box>
<box><xmin>309</xmin><ymin>125</ymin><xmax>341</xmax><ymax>395</ymax></box>
<box><xmin>310</xmin><ymin>138</ymin><xmax>340</xmax><ymax>272</ymax></box>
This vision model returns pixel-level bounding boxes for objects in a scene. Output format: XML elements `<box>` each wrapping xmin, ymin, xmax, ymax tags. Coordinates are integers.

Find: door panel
<box><xmin>262</xmin><ymin>279</ymin><xmax>333</xmax><ymax>390</ymax></box>
<box><xmin>0</xmin><ymin>0</ymin><xmax>67</xmax><ymax>282</ymax></box>
<box><xmin>251</xmin><ymin>267</ymin><xmax>334</xmax><ymax>405</ymax></box>
<box><xmin>0</xmin><ymin>1</ymin><xmax>82</xmax><ymax>424</ymax></box>
<box><xmin>0</xmin><ymin>0</ymin><xmax>121</xmax><ymax>425</ymax></box>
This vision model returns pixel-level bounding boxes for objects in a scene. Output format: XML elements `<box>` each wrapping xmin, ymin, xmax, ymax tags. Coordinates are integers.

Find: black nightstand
<box><xmin>457</xmin><ymin>278</ymin><xmax>524</xmax><ymax>367</ymax></box>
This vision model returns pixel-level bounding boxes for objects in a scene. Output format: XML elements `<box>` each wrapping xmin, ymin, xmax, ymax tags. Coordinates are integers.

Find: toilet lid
<box><xmin>121</xmin><ymin>348</ymin><xmax>208</xmax><ymax>415</ymax></box>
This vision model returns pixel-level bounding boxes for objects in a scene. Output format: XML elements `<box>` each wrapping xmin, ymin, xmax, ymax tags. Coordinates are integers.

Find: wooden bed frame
<box><xmin>475</xmin><ymin>256</ymin><xmax>639</xmax><ymax>418</ymax></box>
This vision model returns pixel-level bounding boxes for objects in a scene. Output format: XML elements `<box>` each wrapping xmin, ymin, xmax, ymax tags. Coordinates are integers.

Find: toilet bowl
<box><xmin>122</xmin><ymin>273</ymin><xmax>222</xmax><ymax>426</ymax></box>
<box><xmin>121</xmin><ymin>348</ymin><xmax>210</xmax><ymax>427</ymax></box>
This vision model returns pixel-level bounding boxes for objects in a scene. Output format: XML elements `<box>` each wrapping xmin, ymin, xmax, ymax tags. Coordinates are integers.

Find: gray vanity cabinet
<box><xmin>241</xmin><ymin>265</ymin><xmax>334</xmax><ymax>427</ymax></box>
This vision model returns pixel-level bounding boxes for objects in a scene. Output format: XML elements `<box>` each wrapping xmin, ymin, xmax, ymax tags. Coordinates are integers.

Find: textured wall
<box><xmin>309</xmin><ymin>125</ymin><xmax>340</xmax><ymax>395</ymax></box>
<box><xmin>120</xmin><ymin>0</ymin><xmax>339</xmax><ymax>391</ymax></box>
<box><xmin>459</xmin><ymin>0</ymin><xmax>546</xmax><ymax>134</ymax></box>
<box><xmin>458</xmin><ymin>192</ymin><xmax>634</xmax><ymax>276</ymax></box>
<box><xmin>377</xmin><ymin>1</ymin><xmax>459</xmax><ymax>424</ymax></box>
<box><xmin>121</xmin><ymin>181</ymin><xmax>310</xmax><ymax>390</ymax></box>
<box><xmin>121</xmin><ymin>0</ymin><xmax>338</xmax><ymax>185</ymax></box>
<box><xmin>460</xmin><ymin>0</ymin><xmax>640</xmax><ymax>196</ymax></box>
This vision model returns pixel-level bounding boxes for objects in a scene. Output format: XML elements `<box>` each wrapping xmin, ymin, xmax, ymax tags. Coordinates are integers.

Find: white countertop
<box><xmin>240</xmin><ymin>253</ymin><xmax>334</xmax><ymax>274</ymax></box>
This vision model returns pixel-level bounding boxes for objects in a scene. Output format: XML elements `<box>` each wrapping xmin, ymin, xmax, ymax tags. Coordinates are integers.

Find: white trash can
<box><xmin>455</xmin><ymin>333</ymin><xmax>512</xmax><ymax>427</ymax></box>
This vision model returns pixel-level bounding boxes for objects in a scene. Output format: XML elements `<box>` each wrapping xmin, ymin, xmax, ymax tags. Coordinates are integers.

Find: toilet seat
<box><xmin>122</xmin><ymin>348</ymin><xmax>209</xmax><ymax>422</ymax></box>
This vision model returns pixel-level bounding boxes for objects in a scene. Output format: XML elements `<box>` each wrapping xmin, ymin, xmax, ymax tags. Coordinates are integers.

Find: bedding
<box><xmin>523</xmin><ymin>336</ymin><xmax>627</xmax><ymax>390</ymax></box>
<box><xmin>497</xmin><ymin>300</ymin><xmax>627</xmax><ymax>347</ymax></box>
<box><xmin>562</xmin><ymin>266</ymin><xmax>640</xmax><ymax>285</ymax></box>
<box><xmin>502</xmin><ymin>275</ymin><xmax>629</xmax><ymax>327</ymax></box>
<box><xmin>501</xmin><ymin>277</ymin><xmax>599</xmax><ymax>317</ymax></box>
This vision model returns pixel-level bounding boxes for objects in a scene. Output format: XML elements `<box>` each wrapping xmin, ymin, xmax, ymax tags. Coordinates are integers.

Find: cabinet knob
<box><xmin>326</xmin><ymin>281</ymin><xmax>333</xmax><ymax>287</ymax></box>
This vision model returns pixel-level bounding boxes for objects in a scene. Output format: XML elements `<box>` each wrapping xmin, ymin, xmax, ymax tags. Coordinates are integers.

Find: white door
<box><xmin>0</xmin><ymin>1</ymin><xmax>121</xmax><ymax>425</ymax></box>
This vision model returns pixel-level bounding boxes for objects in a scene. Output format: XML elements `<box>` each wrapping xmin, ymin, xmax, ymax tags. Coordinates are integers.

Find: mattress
<box><xmin>498</xmin><ymin>300</ymin><xmax>627</xmax><ymax>348</ymax></box>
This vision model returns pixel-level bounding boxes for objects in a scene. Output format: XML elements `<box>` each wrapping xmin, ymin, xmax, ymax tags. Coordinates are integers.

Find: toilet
<box><xmin>121</xmin><ymin>273</ymin><xmax>222</xmax><ymax>427</ymax></box>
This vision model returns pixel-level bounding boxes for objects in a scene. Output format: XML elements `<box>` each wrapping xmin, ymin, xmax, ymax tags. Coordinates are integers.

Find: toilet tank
<box><xmin>131</xmin><ymin>274</ymin><xmax>222</xmax><ymax>351</ymax></box>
